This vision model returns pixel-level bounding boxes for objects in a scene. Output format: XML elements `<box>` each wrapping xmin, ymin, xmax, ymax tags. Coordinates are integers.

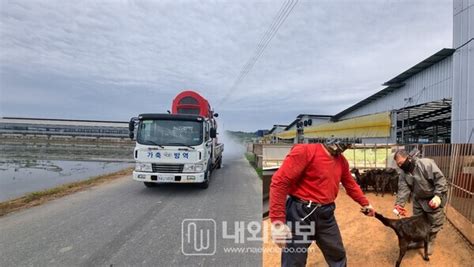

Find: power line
<box><xmin>237</xmin><ymin>2</ymin><xmax>297</xmax><ymax>90</ymax></box>
<box><xmin>218</xmin><ymin>0</ymin><xmax>299</xmax><ymax>106</ymax></box>
<box><xmin>234</xmin><ymin>0</ymin><xmax>294</xmax><ymax>87</ymax></box>
<box><xmin>232</xmin><ymin>0</ymin><xmax>298</xmax><ymax>97</ymax></box>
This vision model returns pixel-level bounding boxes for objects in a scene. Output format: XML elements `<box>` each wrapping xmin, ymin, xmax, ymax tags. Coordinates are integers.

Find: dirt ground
<box><xmin>263</xmin><ymin>190</ymin><xmax>473</xmax><ymax>267</ymax></box>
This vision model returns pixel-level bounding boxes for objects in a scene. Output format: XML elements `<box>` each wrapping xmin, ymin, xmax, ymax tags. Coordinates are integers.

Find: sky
<box><xmin>0</xmin><ymin>0</ymin><xmax>452</xmax><ymax>132</ymax></box>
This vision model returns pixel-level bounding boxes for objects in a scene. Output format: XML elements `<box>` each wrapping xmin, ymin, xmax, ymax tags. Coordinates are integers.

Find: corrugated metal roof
<box><xmin>396</xmin><ymin>99</ymin><xmax>452</xmax><ymax>142</ymax></box>
<box><xmin>332</xmin><ymin>86</ymin><xmax>399</xmax><ymax>120</ymax></box>
<box><xmin>396</xmin><ymin>99</ymin><xmax>452</xmax><ymax>122</ymax></box>
<box><xmin>296</xmin><ymin>114</ymin><xmax>332</xmax><ymax>119</ymax></box>
<box><xmin>268</xmin><ymin>124</ymin><xmax>288</xmax><ymax>134</ymax></box>
<box><xmin>333</xmin><ymin>48</ymin><xmax>455</xmax><ymax>120</ymax></box>
<box><xmin>285</xmin><ymin>119</ymin><xmax>299</xmax><ymax>130</ymax></box>
<box><xmin>383</xmin><ymin>48</ymin><xmax>455</xmax><ymax>86</ymax></box>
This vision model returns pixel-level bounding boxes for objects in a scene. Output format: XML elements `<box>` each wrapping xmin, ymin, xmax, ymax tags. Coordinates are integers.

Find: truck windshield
<box><xmin>137</xmin><ymin>119</ymin><xmax>203</xmax><ymax>146</ymax></box>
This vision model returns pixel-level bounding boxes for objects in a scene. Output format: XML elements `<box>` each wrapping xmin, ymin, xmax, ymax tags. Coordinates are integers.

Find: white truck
<box><xmin>129</xmin><ymin>91</ymin><xmax>223</xmax><ymax>189</ymax></box>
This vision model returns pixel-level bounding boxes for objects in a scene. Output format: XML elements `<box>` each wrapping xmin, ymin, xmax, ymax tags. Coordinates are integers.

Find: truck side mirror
<box><xmin>210</xmin><ymin>128</ymin><xmax>217</xmax><ymax>138</ymax></box>
<box><xmin>129</xmin><ymin>117</ymin><xmax>137</xmax><ymax>140</ymax></box>
<box><xmin>213</xmin><ymin>113</ymin><xmax>219</xmax><ymax>118</ymax></box>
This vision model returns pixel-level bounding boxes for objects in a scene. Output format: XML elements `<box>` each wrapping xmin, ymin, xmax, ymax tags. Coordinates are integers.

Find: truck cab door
<box><xmin>204</xmin><ymin>122</ymin><xmax>212</xmax><ymax>162</ymax></box>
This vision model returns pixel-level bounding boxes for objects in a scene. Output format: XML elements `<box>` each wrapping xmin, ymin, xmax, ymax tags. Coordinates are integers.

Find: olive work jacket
<box><xmin>395</xmin><ymin>157</ymin><xmax>448</xmax><ymax>211</ymax></box>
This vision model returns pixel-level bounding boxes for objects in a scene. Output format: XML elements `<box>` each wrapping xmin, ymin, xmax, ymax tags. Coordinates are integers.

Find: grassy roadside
<box><xmin>245</xmin><ymin>152</ymin><xmax>263</xmax><ymax>179</ymax></box>
<box><xmin>0</xmin><ymin>167</ymin><xmax>133</xmax><ymax>217</ymax></box>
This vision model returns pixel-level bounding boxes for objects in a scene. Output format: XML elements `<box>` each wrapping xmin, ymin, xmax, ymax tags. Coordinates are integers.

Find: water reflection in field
<box><xmin>0</xmin><ymin>139</ymin><xmax>134</xmax><ymax>201</ymax></box>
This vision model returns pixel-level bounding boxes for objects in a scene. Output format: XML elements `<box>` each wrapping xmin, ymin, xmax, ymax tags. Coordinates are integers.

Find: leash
<box><xmin>301</xmin><ymin>201</ymin><xmax>322</xmax><ymax>221</ymax></box>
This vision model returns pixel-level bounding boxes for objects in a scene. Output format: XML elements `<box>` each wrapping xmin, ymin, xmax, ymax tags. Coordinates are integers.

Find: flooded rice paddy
<box><xmin>0</xmin><ymin>139</ymin><xmax>134</xmax><ymax>201</ymax></box>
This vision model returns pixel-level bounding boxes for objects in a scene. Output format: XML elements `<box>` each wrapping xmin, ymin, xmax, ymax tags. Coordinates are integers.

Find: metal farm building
<box><xmin>333</xmin><ymin>48</ymin><xmax>455</xmax><ymax>144</ymax></box>
<box><xmin>269</xmin><ymin>0</ymin><xmax>473</xmax><ymax>145</ymax></box>
<box><xmin>0</xmin><ymin>117</ymin><xmax>129</xmax><ymax>140</ymax></box>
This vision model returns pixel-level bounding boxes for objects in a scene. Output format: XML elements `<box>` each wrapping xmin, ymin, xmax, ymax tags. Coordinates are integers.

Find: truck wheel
<box><xmin>198</xmin><ymin>168</ymin><xmax>211</xmax><ymax>189</ymax></box>
<box><xmin>144</xmin><ymin>182</ymin><xmax>157</xmax><ymax>188</ymax></box>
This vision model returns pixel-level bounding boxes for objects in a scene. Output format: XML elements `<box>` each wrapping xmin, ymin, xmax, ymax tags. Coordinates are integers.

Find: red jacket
<box><xmin>269</xmin><ymin>144</ymin><xmax>369</xmax><ymax>223</ymax></box>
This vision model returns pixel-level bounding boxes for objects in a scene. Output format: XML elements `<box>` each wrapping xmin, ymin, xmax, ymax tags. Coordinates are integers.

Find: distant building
<box><xmin>282</xmin><ymin>114</ymin><xmax>333</xmax><ymax>144</ymax></box>
<box><xmin>255</xmin><ymin>129</ymin><xmax>270</xmax><ymax>137</ymax></box>
<box><xmin>267</xmin><ymin>125</ymin><xmax>288</xmax><ymax>135</ymax></box>
<box><xmin>0</xmin><ymin>117</ymin><xmax>129</xmax><ymax>140</ymax></box>
<box><xmin>265</xmin><ymin>124</ymin><xmax>289</xmax><ymax>143</ymax></box>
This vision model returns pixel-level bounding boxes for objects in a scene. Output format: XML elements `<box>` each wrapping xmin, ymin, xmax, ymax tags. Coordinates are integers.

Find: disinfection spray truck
<box><xmin>129</xmin><ymin>90</ymin><xmax>223</xmax><ymax>189</ymax></box>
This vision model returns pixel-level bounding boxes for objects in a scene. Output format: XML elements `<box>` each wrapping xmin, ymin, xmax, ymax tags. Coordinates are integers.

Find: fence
<box><xmin>423</xmin><ymin>144</ymin><xmax>473</xmax><ymax>244</ymax></box>
<box><xmin>250</xmin><ymin>143</ymin><xmax>293</xmax><ymax>170</ymax></box>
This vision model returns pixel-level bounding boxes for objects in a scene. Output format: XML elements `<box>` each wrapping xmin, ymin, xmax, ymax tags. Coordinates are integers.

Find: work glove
<box><xmin>429</xmin><ymin>195</ymin><xmax>441</xmax><ymax>209</ymax></box>
<box><xmin>360</xmin><ymin>204</ymin><xmax>375</xmax><ymax>216</ymax></box>
<box><xmin>393</xmin><ymin>204</ymin><xmax>407</xmax><ymax>217</ymax></box>
<box><xmin>271</xmin><ymin>222</ymin><xmax>292</xmax><ymax>248</ymax></box>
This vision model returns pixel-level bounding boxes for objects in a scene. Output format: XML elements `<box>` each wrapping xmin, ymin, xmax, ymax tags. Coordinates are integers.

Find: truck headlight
<box><xmin>183</xmin><ymin>163</ymin><xmax>204</xmax><ymax>173</ymax></box>
<box><xmin>135</xmin><ymin>162</ymin><xmax>152</xmax><ymax>172</ymax></box>
<box><xmin>194</xmin><ymin>164</ymin><xmax>204</xmax><ymax>172</ymax></box>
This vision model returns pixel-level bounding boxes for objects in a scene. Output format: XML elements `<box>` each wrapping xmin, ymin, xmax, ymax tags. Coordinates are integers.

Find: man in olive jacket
<box><xmin>392</xmin><ymin>150</ymin><xmax>448</xmax><ymax>255</ymax></box>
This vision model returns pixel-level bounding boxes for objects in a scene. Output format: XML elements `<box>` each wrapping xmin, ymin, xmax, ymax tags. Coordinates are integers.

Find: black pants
<box><xmin>281</xmin><ymin>197</ymin><xmax>347</xmax><ymax>267</ymax></box>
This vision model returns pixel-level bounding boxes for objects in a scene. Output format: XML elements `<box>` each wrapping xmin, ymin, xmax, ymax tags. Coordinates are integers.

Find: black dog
<box><xmin>363</xmin><ymin>210</ymin><xmax>431</xmax><ymax>267</ymax></box>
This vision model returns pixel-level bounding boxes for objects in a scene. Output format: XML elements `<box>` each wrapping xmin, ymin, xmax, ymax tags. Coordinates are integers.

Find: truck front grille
<box><xmin>152</xmin><ymin>164</ymin><xmax>184</xmax><ymax>173</ymax></box>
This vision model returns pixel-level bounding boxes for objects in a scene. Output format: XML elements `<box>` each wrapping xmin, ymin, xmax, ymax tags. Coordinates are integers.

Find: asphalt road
<box><xmin>0</xmin><ymin>149</ymin><xmax>262</xmax><ymax>266</ymax></box>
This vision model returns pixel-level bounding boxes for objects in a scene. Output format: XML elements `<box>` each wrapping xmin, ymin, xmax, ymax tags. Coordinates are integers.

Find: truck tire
<box><xmin>198</xmin><ymin>167</ymin><xmax>211</xmax><ymax>189</ymax></box>
<box><xmin>144</xmin><ymin>182</ymin><xmax>157</xmax><ymax>188</ymax></box>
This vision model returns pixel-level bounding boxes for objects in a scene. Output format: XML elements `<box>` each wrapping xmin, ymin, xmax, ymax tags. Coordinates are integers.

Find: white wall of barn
<box><xmin>451</xmin><ymin>0</ymin><xmax>474</xmax><ymax>143</ymax></box>
<box><xmin>339</xmin><ymin>56</ymin><xmax>453</xmax><ymax>121</ymax></box>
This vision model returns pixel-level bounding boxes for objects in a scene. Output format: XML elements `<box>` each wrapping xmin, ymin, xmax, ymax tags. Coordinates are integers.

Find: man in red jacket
<box><xmin>269</xmin><ymin>140</ymin><xmax>375</xmax><ymax>267</ymax></box>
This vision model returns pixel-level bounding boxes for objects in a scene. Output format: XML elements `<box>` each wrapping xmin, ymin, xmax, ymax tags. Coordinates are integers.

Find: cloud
<box><xmin>0</xmin><ymin>0</ymin><xmax>452</xmax><ymax>131</ymax></box>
